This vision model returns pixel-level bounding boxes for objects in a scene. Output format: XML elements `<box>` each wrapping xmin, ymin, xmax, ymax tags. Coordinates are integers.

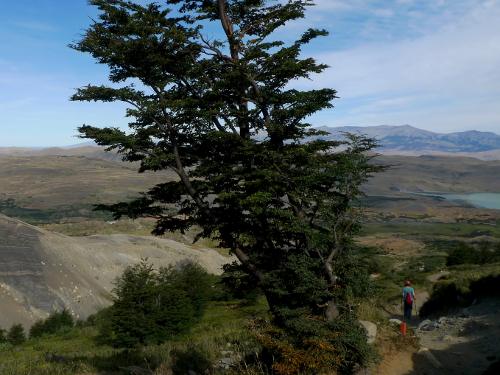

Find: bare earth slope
<box><xmin>0</xmin><ymin>214</ymin><xmax>230</xmax><ymax>328</ymax></box>
<box><xmin>0</xmin><ymin>155</ymin><xmax>173</xmax><ymax>213</ymax></box>
<box><xmin>365</xmin><ymin>155</ymin><xmax>500</xmax><ymax>195</ymax></box>
<box><xmin>0</xmin><ymin>146</ymin><xmax>121</xmax><ymax>162</ymax></box>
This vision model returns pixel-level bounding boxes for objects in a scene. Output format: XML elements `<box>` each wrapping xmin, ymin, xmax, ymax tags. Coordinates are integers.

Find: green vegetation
<box><xmin>99</xmin><ymin>261</ymin><xmax>213</xmax><ymax>348</ymax></box>
<box><xmin>71</xmin><ymin>0</ymin><xmax>382</xmax><ymax>372</ymax></box>
<box><xmin>0</xmin><ymin>299</ymin><xmax>268</xmax><ymax>375</ymax></box>
<box><xmin>0</xmin><ymin>260</ymin><xmax>268</xmax><ymax>374</ymax></box>
<box><xmin>0</xmin><ymin>198</ymin><xmax>110</xmax><ymax>224</ymax></box>
<box><xmin>420</xmin><ymin>267</ymin><xmax>500</xmax><ymax>317</ymax></box>
<box><xmin>30</xmin><ymin>310</ymin><xmax>74</xmax><ymax>339</ymax></box>
<box><xmin>446</xmin><ymin>241</ymin><xmax>500</xmax><ymax>266</ymax></box>
<box><xmin>363</xmin><ymin>222</ymin><xmax>500</xmax><ymax>238</ymax></box>
<box><xmin>1</xmin><ymin>224</ymin><xmax>499</xmax><ymax>373</ymax></box>
<box><xmin>7</xmin><ymin>324</ymin><xmax>27</xmax><ymax>346</ymax></box>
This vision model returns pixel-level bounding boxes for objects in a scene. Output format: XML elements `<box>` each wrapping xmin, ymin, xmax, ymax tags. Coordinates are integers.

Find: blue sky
<box><xmin>0</xmin><ymin>0</ymin><xmax>499</xmax><ymax>146</ymax></box>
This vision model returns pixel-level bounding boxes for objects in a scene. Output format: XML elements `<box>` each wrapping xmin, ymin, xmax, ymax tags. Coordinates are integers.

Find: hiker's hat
<box><xmin>404</xmin><ymin>280</ymin><xmax>411</xmax><ymax>286</ymax></box>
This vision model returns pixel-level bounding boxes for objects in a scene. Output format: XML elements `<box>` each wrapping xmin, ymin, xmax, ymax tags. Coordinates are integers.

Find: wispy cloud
<box><xmin>12</xmin><ymin>20</ymin><xmax>57</xmax><ymax>32</ymax></box>
<box><xmin>298</xmin><ymin>0</ymin><xmax>500</xmax><ymax>132</ymax></box>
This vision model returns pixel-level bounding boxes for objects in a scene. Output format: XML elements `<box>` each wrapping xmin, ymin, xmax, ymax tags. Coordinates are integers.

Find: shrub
<box><xmin>220</xmin><ymin>262</ymin><xmax>260</xmax><ymax>302</ymax></box>
<box><xmin>30</xmin><ymin>309</ymin><xmax>74</xmax><ymax>338</ymax></box>
<box><xmin>102</xmin><ymin>260</ymin><xmax>212</xmax><ymax>348</ymax></box>
<box><xmin>0</xmin><ymin>328</ymin><xmax>6</xmax><ymax>343</ymax></box>
<box><xmin>253</xmin><ymin>314</ymin><xmax>373</xmax><ymax>375</ymax></box>
<box><xmin>165</xmin><ymin>261</ymin><xmax>213</xmax><ymax>319</ymax></box>
<box><xmin>420</xmin><ymin>274</ymin><xmax>500</xmax><ymax>317</ymax></box>
<box><xmin>447</xmin><ymin>243</ymin><xmax>478</xmax><ymax>266</ymax></box>
<box><xmin>447</xmin><ymin>241</ymin><xmax>500</xmax><ymax>266</ymax></box>
<box><xmin>7</xmin><ymin>324</ymin><xmax>26</xmax><ymax>345</ymax></box>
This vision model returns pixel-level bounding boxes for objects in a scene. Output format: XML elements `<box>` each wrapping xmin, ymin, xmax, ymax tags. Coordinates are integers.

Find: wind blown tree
<box><xmin>72</xmin><ymin>0</ymin><xmax>381</xmax><ymax>372</ymax></box>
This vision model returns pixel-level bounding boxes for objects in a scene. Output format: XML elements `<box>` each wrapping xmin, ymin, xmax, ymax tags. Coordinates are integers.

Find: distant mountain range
<box><xmin>1</xmin><ymin>125</ymin><xmax>500</xmax><ymax>160</ymax></box>
<box><xmin>317</xmin><ymin>125</ymin><xmax>500</xmax><ymax>154</ymax></box>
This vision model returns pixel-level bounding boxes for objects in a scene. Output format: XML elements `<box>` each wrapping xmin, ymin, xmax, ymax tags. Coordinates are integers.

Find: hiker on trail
<box><xmin>402</xmin><ymin>280</ymin><xmax>415</xmax><ymax>322</ymax></box>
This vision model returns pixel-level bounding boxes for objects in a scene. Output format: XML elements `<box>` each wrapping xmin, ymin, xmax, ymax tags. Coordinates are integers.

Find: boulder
<box><xmin>359</xmin><ymin>320</ymin><xmax>377</xmax><ymax>344</ymax></box>
<box><xmin>418</xmin><ymin>319</ymin><xmax>439</xmax><ymax>331</ymax></box>
<box><xmin>389</xmin><ymin>318</ymin><xmax>402</xmax><ymax>326</ymax></box>
<box><xmin>438</xmin><ymin>317</ymin><xmax>448</xmax><ymax>324</ymax></box>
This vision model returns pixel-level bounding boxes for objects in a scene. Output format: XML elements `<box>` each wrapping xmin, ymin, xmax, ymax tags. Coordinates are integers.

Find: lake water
<box><xmin>416</xmin><ymin>192</ymin><xmax>500</xmax><ymax>210</ymax></box>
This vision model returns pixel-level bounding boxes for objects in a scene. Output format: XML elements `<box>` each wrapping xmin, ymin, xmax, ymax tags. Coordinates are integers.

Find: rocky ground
<box><xmin>377</xmin><ymin>296</ymin><xmax>500</xmax><ymax>374</ymax></box>
<box><xmin>413</xmin><ymin>298</ymin><xmax>500</xmax><ymax>374</ymax></box>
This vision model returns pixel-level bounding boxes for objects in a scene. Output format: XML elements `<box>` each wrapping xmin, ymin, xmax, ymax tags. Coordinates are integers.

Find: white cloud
<box><xmin>310</xmin><ymin>0</ymin><xmax>356</xmax><ymax>11</ymax></box>
<box><xmin>304</xmin><ymin>1</ymin><xmax>500</xmax><ymax>131</ymax></box>
<box><xmin>372</xmin><ymin>8</ymin><xmax>395</xmax><ymax>17</ymax></box>
<box><xmin>12</xmin><ymin>21</ymin><xmax>57</xmax><ymax>32</ymax></box>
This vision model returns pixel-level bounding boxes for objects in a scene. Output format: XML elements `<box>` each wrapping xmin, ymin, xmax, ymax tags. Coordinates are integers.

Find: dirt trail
<box><xmin>376</xmin><ymin>351</ymin><xmax>415</xmax><ymax>375</ymax></box>
<box><xmin>376</xmin><ymin>273</ymin><xmax>500</xmax><ymax>374</ymax></box>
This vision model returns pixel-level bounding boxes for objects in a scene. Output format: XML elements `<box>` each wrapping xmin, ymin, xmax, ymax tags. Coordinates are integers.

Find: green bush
<box><xmin>220</xmin><ymin>262</ymin><xmax>260</xmax><ymax>302</ymax></box>
<box><xmin>420</xmin><ymin>274</ymin><xmax>500</xmax><ymax>317</ymax></box>
<box><xmin>166</xmin><ymin>260</ymin><xmax>214</xmax><ymax>319</ymax></box>
<box><xmin>30</xmin><ymin>309</ymin><xmax>74</xmax><ymax>338</ymax></box>
<box><xmin>447</xmin><ymin>241</ymin><xmax>500</xmax><ymax>266</ymax></box>
<box><xmin>101</xmin><ymin>260</ymin><xmax>213</xmax><ymax>348</ymax></box>
<box><xmin>0</xmin><ymin>328</ymin><xmax>6</xmax><ymax>343</ymax></box>
<box><xmin>7</xmin><ymin>324</ymin><xmax>26</xmax><ymax>345</ymax></box>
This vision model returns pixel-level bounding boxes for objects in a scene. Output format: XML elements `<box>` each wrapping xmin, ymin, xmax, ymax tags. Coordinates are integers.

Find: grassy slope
<box><xmin>0</xmin><ymin>156</ymin><xmax>173</xmax><ymax>223</ymax></box>
<box><xmin>1</xmin><ymin>151</ymin><xmax>499</xmax><ymax>372</ymax></box>
<box><xmin>363</xmin><ymin>222</ymin><xmax>500</xmax><ymax>238</ymax></box>
<box><xmin>0</xmin><ymin>299</ymin><xmax>269</xmax><ymax>375</ymax></box>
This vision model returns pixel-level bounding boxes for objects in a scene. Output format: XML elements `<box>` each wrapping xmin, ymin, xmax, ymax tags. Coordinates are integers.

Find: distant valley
<box><xmin>0</xmin><ymin>133</ymin><xmax>499</xmax><ymax>225</ymax></box>
<box><xmin>2</xmin><ymin>125</ymin><xmax>500</xmax><ymax>161</ymax></box>
<box><xmin>0</xmin><ymin>128</ymin><xmax>499</xmax><ymax>328</ymax></box>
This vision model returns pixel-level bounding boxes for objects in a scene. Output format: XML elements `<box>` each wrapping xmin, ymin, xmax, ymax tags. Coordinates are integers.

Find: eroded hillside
<box><xmin>0</xmin><ymin>214</ymin><xmax>231</xmax><ymax>328</ymax></box>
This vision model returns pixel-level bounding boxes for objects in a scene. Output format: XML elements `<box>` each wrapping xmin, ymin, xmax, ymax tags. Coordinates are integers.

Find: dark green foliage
<box><xmin>0</xmin><ymin>198</ymin><xmax>110</xmax><ymax>224</ymax></box>
<box><xmin>167</xmin><ymin>261</ymin><xmax>214</xmax><ymax>319</ymax></box>
<box><xmin>7</xmin><ymin>324</ymin><xmax>26</xmax><ymax>345</ymax></box>
<box><xmin>29</xmin><ymin>309</ymin><xmax>74</xmax><ymax>338</ymax></box>
<box><xmin>0</xmin><ymin>328</ymin><xmax>6</xmax><ymax>343</ymax></box>
<box><xmin>102</xmin><ymin>260</ymin><xmax>212</xmax><ymax>348</ymax></box>
<box><xmin>253</xmin><ymin>313</ymin><xmax>374</xmax><ymax>375</ymax></box>
<box><xmin>72</xmin><ymin>0</ymin><xmax>382</xmax><ymax>370</ymax></box>
<box><xmin>220</xmin><ymin>262</ymin><xmax>260</xmax><ymax>302</ymax></box>
<box><xmin>420</xmin><ymin>274</ymin><xmax>500</xmax><ymax>317</ymax></box>
<box><xmin>447</xmin><ymin>241</ymin><xmax>500</xmax><ymax>266</ymax></box>
<box><xmin>333</xmin><ymin>252</ymin><xmax>373</xmax><ymax>301</ymax></box>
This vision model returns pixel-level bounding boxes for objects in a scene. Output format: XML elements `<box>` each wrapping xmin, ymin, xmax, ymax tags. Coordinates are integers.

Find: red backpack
<box><xmin>405</xmin><ymin>290</ymin><xmax>413</xmax><ymax>304</ymax></box>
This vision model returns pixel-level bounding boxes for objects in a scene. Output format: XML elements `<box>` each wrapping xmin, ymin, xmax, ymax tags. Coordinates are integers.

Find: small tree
<box><xmin>104</xmin><ymin>260</ymin><xmax>212</xmax><ymax>348</ymax></box>
<box><xmin>163</xmin><ymin>261</ymin><xmax>213</xmax><ymax>319</ymax></box>
<box><xmin>0</xmin><ymin>328</ymin><xmax>6</xmax><ymax>343</ymax></box>
<box><xmin>7</xmin><ymin>324</ymin><xmax>26</xmax><ymax>345</ymax></box>
<box><xmin>72</xmin><ymin>0</ymin><xmax>381</xmax><ymax>371</ymax></box>
<box><xmin>30</xmin><ymin>309</ymin><xmax>74</xmax><ymax>338</ymax></box>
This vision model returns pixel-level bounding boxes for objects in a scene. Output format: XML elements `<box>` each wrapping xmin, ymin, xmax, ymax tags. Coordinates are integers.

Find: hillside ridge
<box><xmin>317</xmin><ymin>125</ymin><xmax>500</xmax><ymax>154</ymax></box>
<box><xmin>0</xmin><ymin>214</ymin><xmax>230</xmax><ymax>328</ymax></box>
